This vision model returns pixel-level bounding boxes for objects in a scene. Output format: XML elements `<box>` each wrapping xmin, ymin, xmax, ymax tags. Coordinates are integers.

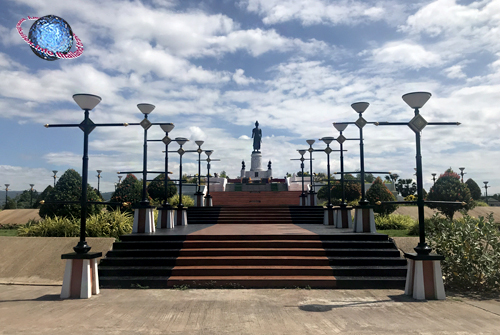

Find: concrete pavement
<box><xmin>1</xmin><ymin>284</ymin><xmax>499</xmax><ymax>335</ymax></box>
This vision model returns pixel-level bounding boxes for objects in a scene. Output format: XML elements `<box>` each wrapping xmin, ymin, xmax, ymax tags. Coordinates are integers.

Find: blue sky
<box><xmin>0</xmin><ymin>0</ymin><xmax>499</xmax><ymax>194</ymax></box>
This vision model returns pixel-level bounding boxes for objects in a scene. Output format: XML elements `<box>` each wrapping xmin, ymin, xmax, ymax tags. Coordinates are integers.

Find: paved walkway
<box><xmin>1</xmin><ymin>284</ymin><xmax>499</xmax><ymax>334</ymax></box>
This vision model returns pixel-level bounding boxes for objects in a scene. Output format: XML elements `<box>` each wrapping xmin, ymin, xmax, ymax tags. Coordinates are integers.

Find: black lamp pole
<box><xmin>290</xmin><ymin>150</ymin><xmax>308</xmax><ymax>206</ymax></box>
<box><xmin>195</xmin><ymin>140</ymin><xmax>204</xmax><ymax>206</ymax></box>
<box><xmin>375</xmin><ymin>92</ymin><xmax>460</xmax><ymax>255</ymax></box>
<box><xmin>459</xmin><ymin>167</ymin><xmax>465</xmax><ymax>183</ymax></box>
<box><xmin>52</xmin><ymin>170</ymin><xmax>58</xmax><ymax>187</ymax></box>
<box><xmin>334</xmin><ymin>124</ymin><xmax>348</xmax><ymax>206</ymax></box>
<box><xmin>484</xmin><ymin>181</ymin><xmax>489</xmax><ymax>205</ymax></box>
<box><xmin>4</xmin><ymin>184</ymin><xmax>9</xmax><ymax>209</ymax></box>
<box><xmin>160</xmin><ymin>124</ymin><xmax>174</xmax><ymax>207</ymax></box>
<box><xmin>96</xmin><ymin>170</ymin><xmax>102</xmax><ymax>194</ymax></box>
<box><xmin>29</xmin><ymin>184</ymin><xmax>34</xmax><ymax>207</ymax></box>
<box><xmin>45</xmin><ymin>94</ymin><xmax>128</xmax><ymax>254</ymax></box>
<box><xmin>306</xmin><ymin>140</ymin><xmax>315</xmax><ymax>205</ymax></box>
<box><xmin>205</xmin><ymin>150</ymin><xmax>213</xmax><ymax>206</ymax></box>
<box><xmin>175</xmin><ymin>138</ymin><xmax>189</xmax><ymax>208</ymax></box>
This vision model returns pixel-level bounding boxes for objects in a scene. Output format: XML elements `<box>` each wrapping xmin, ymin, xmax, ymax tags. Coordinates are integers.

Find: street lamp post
<box><xmin>157</xmin><ymin>123</ymin><xmax>175</xmax><ymax>229</ymax></box>
<box><xmin>484</xmin><ymin>181</ymin><xmax>490</xmax><ymax>205</ymax></box>
<box><xmin>52</xmin><ymin>170</ymin><xmax>58</xmax><ymax>187</ymax></box>
<box><xmin>431</xmin><ymin>173</ymin><xmax>437</xmax><ymax>186</ymax></box>
<box><xmin>333</xmin><ymin>123</ymin><xmax>353</xmax><ymax>228</ymax></box>
<box><xmin>175</xmin><ymin>137</ymin><xmax>189</xmax><ymax>225</ymax></box>
<box><xmin>320</xmin><ymin>137</ymin><xmax>337</xmax><ymax>225</ymax></box>
<box><xmin>374</xmin><ymin>91</ymin><xmax>461</xmax><ymax>300</ymax></box>
<box><xmin>44</xmin><ymin>93</ymin><xmax>130</xmax><ymax>299</ymax></box>
<box><xmin>4</xmin><ymin>184</ymin><xmax>9</xmax><ymax>209</ymax></box>
<box><xmin>96</xmin><ymin>170</ymin><xmax>102</xmax><ymax>194</ymax></box>
<box><xmin>29</xmin><ymin>184</ymin><xmax>34</xmax><ymax>207</ymax></box>
<box><xmin>194</xmin><ymin>140</ymin><xmax>205</xmax><ymax>207</ymax></box>
<box><xmin>459</xmin><ymin>167</ymin><xmax>466</xmax><ymax>183</ymax></box>
<box><xmin>306</xmin><ymin>140</ymin><xmax>315</xmax><ymax>206</ymax></box>
<box><xmin>297</xmin><ymin>150</ymin><xmax>308</xmax><ymax>206</ymax></box>
<box><xmin>204</xmin><ymin>150</ymin><xmax>214</xmax><ymax>207</ymax></box>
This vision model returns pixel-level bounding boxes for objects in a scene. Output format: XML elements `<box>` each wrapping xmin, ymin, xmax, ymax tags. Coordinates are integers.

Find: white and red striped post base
<box><xmin>308</xmin><ymin>192</ymin><xmax>316</xmax><ymax>206</ymax></box>
<box><xmin>404</xmin><ymin>253</ymin><xmax>446</xmax><ymax>300</ymax></box>
<box><xmin>157</xmin><ymin>207</ymin><xmax>174</xmax><ymax>229</ymax></box>
<box><xmin>323</xmin><ymin>207</ymin><xmax>335</xmax><ymax>225</ymax></box>
<box><xmin>353</xmin><ymin>207</ymin><xmax>376</xmax><ymax>233</ymax></box>
<box><xmin>205</xmin><ymin>196</ymin><xmax>213</xmax><ymax>207</ymax></box>
<box><xmin>335</xmin><ymin>207</ymin><xmax>353</xmax><ymax>229</ymax></box>
<box><xmin>300</xmin><ymin>194</ymin><xmax>307</xmax><ymax>206</ymax></box>
<box><xmin>132</xmin><ymin>207</ymin><xmax>155</xmax><ymax>233</ymax></box>
<box><xmin>61</xmin><ymin>252</ymin><xmax>102</xmax><ymax>299</ymax></box>
<box><xmin>175</xmin><ymin>207</ymin><xmax>188</xmax><ymax>226</ymax></box>
<box><xmin>195</xmin><ymin>192</ymin><xmax>204</xmax><ymax>207</ymax></box>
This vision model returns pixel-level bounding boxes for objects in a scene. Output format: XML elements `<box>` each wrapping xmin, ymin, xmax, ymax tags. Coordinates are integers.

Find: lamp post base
<box><xmin>157</xmin><ymin>207</ymin><xmax>174</xmax><ymax>229</ymax></box>
<box><xmin>299</xmin><ymin>193</ymin><xmax>307</xmax><ymax>206</ymax></box>
<box><xmin>353</xmin><ymin>207</ymin><xmax>376</xmax><ymax>233</ymax></box>
<box><xmin>195</xmin><ymin>192</ymin><xmax>204</xmax><ymax>207</ymax></box>
<box><xmin>335</xmin><ymin>206</ymin><xmax>353</xmax><ymax>228</ymax></box>
<box><xmin>205</xmin><ymin>195</ymin><xmax>213</xmax><ymax>207</ymax></box>
<box><xmin>175</xmin><ymin>207</ymin><xmax>188</xmax><ymax>226</ymax></box>
<box><xmin>404</xmin><ymin>253</ymin><xmax>446</xmax><ymax>300</ymax></box>
<box><xmin>60</xmin><ymin>252</ymin><xmax>102</xmax><ymax>299</ymax></box>
<box><xmin>132</xmin><ymin>207</ymin><xmax>155</xmax><ymax>233</ymax></box>
<box><xmin>307</xmin><ymin>192</ymin><xmax>316</xmax><ymax>206</ymax></box>
<box><xmin>323</xmin><ymin>207</ymin><xmax>335</xmax><ymax>225</ymax></box>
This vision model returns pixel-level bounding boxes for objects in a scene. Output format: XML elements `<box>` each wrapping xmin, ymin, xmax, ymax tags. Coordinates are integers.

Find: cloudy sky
<box><xmin>0</xmin><ymin>0</ymin><xmax>498</xmax><ymax>195</ymax></box>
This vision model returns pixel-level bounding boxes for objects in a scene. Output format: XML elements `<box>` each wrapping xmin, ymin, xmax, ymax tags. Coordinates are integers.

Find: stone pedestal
<box><xmin>307</xmin><ymin>191</ymin><xmax>316</xmax><ymax>206</ymax></box>
<box><xmin>175</xmin><ymin>207</ymin><xmax>188</xmax><ymax>226</ymax></box>
<box><xmin>244</xmin><ymin>152</ymin><xmax>272</xmax><ymax>179</ymax></box>
<box><xmin>405</xmin><ymin>253</ymin><xmax>446</xmax><ymax>300</ymax></box>
<box><xmin>353</xmin><ymin>206</ymin><xmax>376</xmax><ymax>233</ymax></box>
<box><xmin>335</xmin><ymin>206</ymin><xmax>353</xmax><ymax>228</ymax></box>
<box><xmin>323</xmin><ymin>207</ymin><xmax>335</xmax><ymax>225</ymax></box>
<box><xmin>157</xmin><ymin>207</ymin><xmax>174</xmax><ymax>229</ymax></box>
<box><xmin>61</xmin><ymin>252</ymin><xmax>101</xmax><ymax>299</ymax></box>
<box><xmin>133</xmin><ymin>207</ymin><xmax>155</xmax><ymax>233</ymax></box>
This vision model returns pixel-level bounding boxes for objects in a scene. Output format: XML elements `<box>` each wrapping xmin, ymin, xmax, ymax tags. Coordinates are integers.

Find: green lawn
<box><xmin>377</xmin><ymin>229</ymin><xmax>413</xmax><ymax>237</ymax></box>
<box><xmin>0</xmin><ymin>229</ymin><xmax>18</xmax><ymax>236</ymax></box>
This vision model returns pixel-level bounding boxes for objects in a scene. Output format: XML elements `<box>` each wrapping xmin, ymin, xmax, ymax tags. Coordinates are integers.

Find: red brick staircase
<box><xmin>209</xmin><ymin>191</ymin><xmax>302</xmax><ymax>206</ymax></box>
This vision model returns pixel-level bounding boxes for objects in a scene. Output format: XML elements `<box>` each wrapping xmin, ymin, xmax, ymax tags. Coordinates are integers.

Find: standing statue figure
<box><xmin>268</xmin><ymin>160</ymin><xmax>272</xmax><ymax>170</ymax></box>
<box><xmin>241</xmin><ymin>160</ymin><xmax>245</xmax><ymax>170</ymax></box>
<box><xmin>252</xmin><ymin>121</ymin><xmax>262</xmax><ymax>152</ymax></box>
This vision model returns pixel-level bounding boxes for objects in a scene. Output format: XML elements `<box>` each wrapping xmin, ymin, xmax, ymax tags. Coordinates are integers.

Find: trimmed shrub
<box><xmin>168</xmin><ymin>194</ymin><xmax>195</xmax><ymax>207</ymax></box>
<box><xmin>375</xmin><ymin>214</ymin><xmax>416</xmax><ymax>230</ymax></box>
<box><xmin>427</xmin><ymin>214</ymin><xmax>500</xmax><ymax>292</ymax></box>
<box><xmin>147</xmin><ymin>174</ymin><xmax>177</xmax><ymax>203</ymax></box>
<box><xmin>110</xmin><ymin>174</ymin><xmax>142</xmax><ymax>211</ymax></box>
<box><xmin>465</xmin><ymin>178</ymin><xmax>482</xmax><ymax>201</ymax></box>
<box><xmin>427</xmin><ymin>168</ymin><xmax>475</xmax><ymax>219</ymax></box>
<box><xmin>366</xmin><ymin>177</ymin><xmax>398</xmax><ymax>216</ymax></box>
<box><xmin>475</xmin><ymin>200</ymin><xmax>489</xmax><ymax>207</ymax></box>
<box><xmin>317</xmin><ymin>179</ymin><xmax>361</xmax><ymax>205</ymax></box>
<box><xmin>18</xmin><ymin>210</ymin><xmax>133</xmax><ymax>239</ymax></box>
<box><xmin>39</xmin><ymin>169</ymin><xmax>103</xmax><ymax>219</ymax></box>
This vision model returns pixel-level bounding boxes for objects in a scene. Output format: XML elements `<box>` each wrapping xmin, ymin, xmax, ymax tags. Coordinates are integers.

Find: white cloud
<box><xmin>368</xmin><ymin>41</ymin><xmax>442</xmax><ymax>70</ymax></box>
<box><xmin>240</xmin><ymin>0</ymin><xmax>409</xmax><ymax>26</ymax></box>
<box><xmin>443</xmin><ymin>65</ymin><xmax>466</xmax><ymax>79</ymax></box>
<box><xmin>232</xmin><ymin>69</ymin><xmax>256</xmax><ymax>85</ymax></box>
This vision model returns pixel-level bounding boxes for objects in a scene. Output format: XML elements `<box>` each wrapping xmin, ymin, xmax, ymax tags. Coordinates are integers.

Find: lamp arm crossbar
<box><xmin>375</xmin><ymin>201</ymin><xmax>464</xmax><ymax>206</ymax></box>
<box><xmin>117</xmin><ymin>171</ymin><xmax>166</xmax><ymax>174</ymax></box>
<box><xmin>41</xmin><ymin>201</ymin><xmax>127</xmax><ymax>205</ymax></box>
<box><xmin>45</xmin><ymin>123</ymin><xmax>128</xmax><ymax>128</ymax></box>
<box><xmin>376</xmin><ymin>122</ymin><xmax>460</xmax><ymax>126</ymax></box>
<box><xmin>334</xmin><ymin>171</ymin><xmax>391</xmax><ymax>175</ymax></box>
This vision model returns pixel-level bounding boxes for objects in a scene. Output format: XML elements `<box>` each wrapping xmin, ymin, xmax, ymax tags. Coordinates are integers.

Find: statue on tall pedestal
<box><xmin>252</xmin><ymin>121</ymin><xmax>262</xmax><ymax>152</ymax></box>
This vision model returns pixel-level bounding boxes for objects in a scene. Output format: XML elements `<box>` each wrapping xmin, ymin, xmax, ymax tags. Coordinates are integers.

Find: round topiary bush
<box><xmin>427</xmin><ymin>168</ymin><xmax>475</xmax><ymax>219</ymax></box>
<box><xmin>147</xmin><ymin>173</ymin><xmax>177</xmax><ymax>204</ymax></box>
<box><xmin>465</xmin><ymin>178</ymin><xmax>482</xmax><ymax>201</ymax></box>
<box><xmin>39</xmin><ymin>169</ymin><xmax>103</xmax><ymax>219</ymax></box>
<box><xmin>110</xmin><ymin>174</ymin><xmax>143</xmax><ymax>211</ymax></box>
<box><xmin>317</xmin><ymin>178</ymin><xmax>361</xmax><ymax>205</ymax></box>
<box><xmin>366</xmin><ymin>177</ymin><xmax>398</xmax><ymax>216</ymax></box>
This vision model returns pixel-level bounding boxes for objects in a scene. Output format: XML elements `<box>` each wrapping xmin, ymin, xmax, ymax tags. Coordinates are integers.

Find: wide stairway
<box><xmin>99</xmin><ymin>206</ymin><xmax>406</xmax><ymax>289</ymax></box>
<box><xmin>186</xmin><ymin>206</ymin><xmax>324</xmax><ymax>225</ymax></box>
<box><xmin>209</xmin><ymin>191</ymin><xmax>302</xmax><ymax>206</ymax></box>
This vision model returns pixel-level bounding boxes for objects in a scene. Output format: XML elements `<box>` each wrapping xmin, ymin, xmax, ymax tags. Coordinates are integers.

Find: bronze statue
<box><xmin>252</xmin><ymin>121</ymin><xmax>262</xmax><ymax>152</ymax></box>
